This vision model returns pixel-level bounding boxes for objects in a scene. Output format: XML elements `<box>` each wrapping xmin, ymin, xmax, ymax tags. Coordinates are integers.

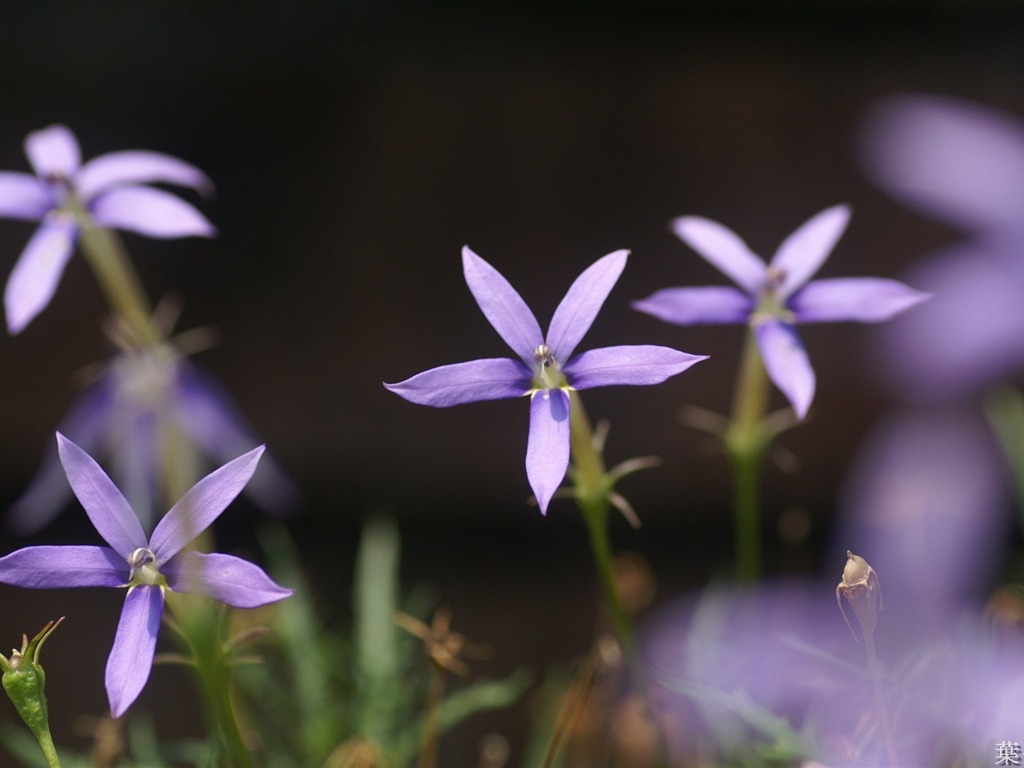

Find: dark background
<box><xmin>0</xmin><ymin>1</ymin><xmax>1021</xmax><ymax>763</ymax></box>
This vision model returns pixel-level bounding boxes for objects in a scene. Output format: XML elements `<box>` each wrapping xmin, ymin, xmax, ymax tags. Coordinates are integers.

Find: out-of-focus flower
<box><xmin>644</xmin><ymin>579</ymin><xmax>1024</xmax><ymax>767</ymax></box>
<box><xmin>8</xmin><ymin>337</ymin><xmax>298</xmax><ymax>535</ymax></box>
<box><xmin>385</xmin><ymin>246</ymin><xmax>706</xmax><ymax>513</ymax></box>
<box><xmin>0</xmin><ymin>124</ymin><xmax>215</xmax><ymax>333</ymax></box>
<box><xmin>833</xmin><ymin>408</ymin><xmax>1009</xmax><ymax>638</ymax></box>
<box><xmin>861</xmin><ymin>95</ymin><xmax>1024</xmax><ymax>398</ymax></box>
<box><xmin>0</xmin><ymin>434</ymin><xmax>292</xmax><ymax>718</ymax></box>
<box><xmin>633</xmin><ymin>205</ymin><xmax>928</xmax><ymax>419</ymax></box>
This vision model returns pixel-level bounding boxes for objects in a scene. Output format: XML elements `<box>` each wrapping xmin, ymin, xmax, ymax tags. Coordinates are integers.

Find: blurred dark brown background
<box><xmin>0</xmin><ymin>1</ymin><xmax>1021</xmax><ymax>763</ymax></box>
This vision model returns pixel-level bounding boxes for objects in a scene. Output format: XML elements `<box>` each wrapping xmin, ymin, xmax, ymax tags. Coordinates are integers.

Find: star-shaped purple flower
<box><xmin>9</xmin><ymin>340</ymin><xmax>299</xmax><ymax>535</ymax></box>
<box><xmin>0</xmin><ymin>124</ymin><xmax>215</xmax><ymax>333</ymax></box>
<box><xmin>632</xmin><ymin>205</ymin><xmax>929</xmax><ymax>419</ymax></box>
<box><xmin>0</xmin><ymin>434</ymin><xmax>292</xmax><ymax>718</ymax></box>
<box><xmin>384</xmin><ymin>246</ymin><xmax>707</xmax><ymax>513</ymax></box>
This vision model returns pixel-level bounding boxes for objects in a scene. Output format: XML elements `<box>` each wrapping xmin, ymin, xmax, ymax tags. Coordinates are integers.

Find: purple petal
<box><xmin>164</xmin><ymin>551</ymin><xmax>292</xmax><ymax>607</ymax></box>
<box><xmin>57</xmin><ymin>433</ymin><xmax>147</xmax><ymax>555</ymax></box>
<box><xmin>0</xmin><ymin>545</ymin><xmax>125</xmax><ymax>588</ymax></box>
<box><xmin>632</xmin><ymin>286</ymin><xmax>752</xmax><ymax>325</ymax></box>
<box><xmin>8</xmin><ymin>378</ymin><xmax>116</xmax><ymax>535</ymax></box>
<box><xmin>546</xmin><ymin>250</ymin><xmax>628</xmax><ymax>362</ymax></box>
<box><xmin>384</xmin><ymin>358</ymin><xmax>532</xmax><ymax>407</ymax></box>
<box><xmin>90</xmin><ymin>186</ymin><xmax>216</xmax><ymax>238</ymax></box>
<box><xmin>105</xmin><ymin>585</ymin><xmax>163</xmax><ymax>718</ymax></box>
<box><xmin>563</xmin><ymin>345</ymin><xmax>707</xmax><ymax>389</ymax></box>
<box><xmin>175</xmin><ymin>361</ymin><xmax>300</xmax><ymax>514</ymax></box>
<box><xmin>754</xmin><ymin>319</ymin><xmax>815</xmax><ymax>419</ymax></box>
<box><xmin>670</xmin><ymin>216</ymin><xmax>766</xmax><ymax>293</ymax></box>
<box><xmin>0</xmin><ymin>172</ymin><xmax>52</xmax><ymax>220</ymax></box>
<box><xmin>770</xmin><ymin>205</ymin><xmax>851</xmax><ymax>299</ymax></box>
<box><xmin>526</xmin><ymin>389</ymin><xmax>571</xmax><ymax>514</ymax></box>
<box><xmin>4</xmin><ymin>215</ymin><xmax>78</xmax><ymax>334</ymax></box>
<box><xmin>24</xmin><ymin>125</ymin><xmax>81</xmax><ymax>178</ymax></box>
<box><xmin>875</xmin><ymin>245</ymin><xmax>1024</xmax><ymax>398</ymax></box>
<box><xmin>860</xmin><ymin>95</ymin><xmax>1024</xmax><ymax>232</ymax></box>
<box><xmin>149</xmin><ymin>446</ymin><xmax>264</xmax><ymax>561</ymax></box>
<box><xmin>790</xmin><ymin>277</ymin><xmax>930</xmax><ymax>323</ymax></box>
<box><xmin>462</xmin><ymin>246</ymin><xmax>543</xmax><ymax>361</ymax></box>
<box><xmin>76</xmin><ymin>150</ymin><xmax>214</xmax><ymax>201</ymax></box>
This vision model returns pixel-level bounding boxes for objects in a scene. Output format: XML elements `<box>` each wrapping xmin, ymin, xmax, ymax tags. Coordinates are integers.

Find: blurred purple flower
<box><xmin>384</xmin><ymin>246</ymin><xmax>706</xmax><ymax>513</ymax></box>
<box><xmin>0</xmin><ymin>124</ymin><xmax>215</xmax><ymax>333</ymax></box>
<box><xmin>633</xmin><ymin>205</ymin><xmax>928</xmax><ymax>419</ymax></box>
<box><xmin>8</xmin><ymin>340</ymin><xmax>298</xmax><ymax>535</ymax></box>
<box><xmin>645</xmin><ymin>578</ymin><xmax>1024</xmax><ymax>766</ymax></box>
<box><xmin>834</xmin><ymin>408</ymin><xmax>1009</xmax><ymax>631</ymax></box>
<box><xmin>0</xmin><ymin>434</ymin><xmax>292</xmax><ymax>717</ymax></box>
<box><xmin>861</xmin><ymin>95</ymin><xmax>1024</xmax><ymax>397</ymax></box>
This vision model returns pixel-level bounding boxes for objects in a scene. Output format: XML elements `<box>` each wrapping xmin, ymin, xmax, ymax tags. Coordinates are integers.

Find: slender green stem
<box><xmin>77</xmin><ymin>223</ymin><xmax>159</xmax><ymax>344</ymax></box>
<box><xmin>569</xmin><ymin>393</ymin><xmax>669</xmax><ymax>765</ymax></box>
<box><xmin>724</xmin><ymin>328</ymin><xmax>772</xmax><ymax>582</ymax></box>
<box><xmin>864</xmin><ymin>635</ymin><xmax>899</xmax><ymax>767</ymax></box>
<box><xmin>165</xmin><ymin>593</ymin><xmax>252</xmax><ymax>768</ymax></box>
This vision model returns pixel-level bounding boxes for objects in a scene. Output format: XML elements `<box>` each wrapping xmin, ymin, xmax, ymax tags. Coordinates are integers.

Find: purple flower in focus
<box><xmin>385</xmin><ymin>247</ymin><xmax>707</xmax><ymax>513</ymax></box>
<box><xmin>9</xmin><ymin>340</ymin><xmax>298</xmax><ymax>535</ymax></box>
<box><xmin>633</xmin><ymin>205</ymin><xmax>929</xmax><ymax>418</ymax></box>
<box><xmin>860</xmin><ymin>95</ymin><xmax>1024</xmax><ymax>397</ymax></box>
<box><xmin>0</xmin><ymin>434</ymin><xmax>292</xmax><ymax>717</ymax></box>
<box><xmin>0</xmin><ymin>124</ymin><xmax>215</xmax><ymax>333</ymax></box>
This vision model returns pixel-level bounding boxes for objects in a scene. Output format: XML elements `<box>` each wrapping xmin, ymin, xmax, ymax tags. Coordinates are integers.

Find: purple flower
<box><xmin>0</xmin><ymin>124</ymin><xmax>215</xmax><ymax>333</ymax></box>
<box><xmin>632</xmin><ymin>205</ymin><xmax>929</xmax><ymax>418</ymax></box>
<box><xmin>859</xmin><ymin>95</ymin><xmax>1024</xmax><ymax>397</ymax></box>
<box><xmin>9</xmin><ymin>340</ymin><xmax>298</xmax><ymax>535</ymax></box>
<box><xmin>0</xmin><ymin>434</ymin><xmax>292</xmax><ymax>718</ymax></box>
<box><xmin>384</xmin><ymin>247</ymin><xmax>706</xmax><ymax>513</ymax></box>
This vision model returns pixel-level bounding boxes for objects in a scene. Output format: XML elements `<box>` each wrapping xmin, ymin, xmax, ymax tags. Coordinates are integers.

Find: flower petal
<box><xmin>0</xmin><ymin>172</ymin><xmax>52</xmax><ymax>220</ymax></box>
<box><xmin>546</xmin><ymin>250</ymin><xmax>628</xmax><ymax>361</ymax></box>
<box><xmin>0</xmin><ymin>545</ymin><xmax>125</xmax><ymax>588</ymax></box>
<box><xmin>384</xmin><ymin>358</ymin><xmax>532</xmax><ymax>407</ymax></box>
<box><xmin>526</xmin><ymin>389</ymin><xmax>571</xmax><ymax>514</ymax></box>
<box><xmin>7</xmin><ymin>379</ymin><xmax>116</xmax><ymax>535</ymax></box>
<box><xmin>149</xmin><ymin>446</ymin><xmax>264</xmax><ymax>561</ymax></box>
<box><xmin>76</xmin><ymin>150</ymin><xmax>213</xmax><ymax>201</ymax></box>
<box><xmin>771</xmin><ymin>205</ymin><xmax>851</xmax><ymax>299</ymax></box>
<box><xmin>755</xmin><ymin>319</ymin><xmax>815</xmax><ymax>419</ymax></box>
<box><xmin>105</xmin><ymin>585</ymin><xmax>163</xmax><ymax>718</ymax></box>
<box><xmin>57</xmin><ymin>433</ymin><xmax>147</xmax><ymax>555</ymax></box>
<box><xmin>4</xmin><ymin>215</ymin><xmax>77</xmax><ymax>334</ymax></box>
<box><xmin>164</xmin><ymin>551</ymin><xmax>292</xmax><ymax>607</ymax></box>
<box><xmin>90</xmin><ymin>186</ymin><xmax>216</xmax><ymax>238</ymax></box>
<box><xmin>24</xmin><ymin>125</ymin><xmax>81</xmax><ymax>178</ymax></box>
<box><xmin>671</xmin><ymin>216</ymin><xmax>766</xmax><ymax>293</ymax></box>
<box><xmin>563</xmin><ymin>345</ymin><xmax>707</xmax><ymax>389</ymax></box>
<box><xmin>632</xmin><ymin>286</ymin><xmax>753</xmax><ymax>325</ymax></box>
<box><xmin>790</xmin><ymin>277</ymin><xmax>930</xmax><ymax>323</ymax></box>
<box><xmin>860</xmin><ymin>95</ymin><xmax>1024</xmax><ymax>232</ymax></box>
<box><xmin>175</xmin><ymin>361</ymin><xmax>300</xmax><ymax>514</ymax></box>
<box><xmin>462</xmin><ymin>246</ymin><xmax>543</xmax><ymax>361</ymax></box>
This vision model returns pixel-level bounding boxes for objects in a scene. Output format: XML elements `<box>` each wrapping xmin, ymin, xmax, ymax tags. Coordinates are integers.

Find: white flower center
<box><xmin>127</xmin><ymin>547</ymin><xmax>162</xmax><ymax>587</ymax></box>
<box><xmin>533</xmin><ymin>344</ymin><xmax>566</xmax><ymax>390</ymax></box>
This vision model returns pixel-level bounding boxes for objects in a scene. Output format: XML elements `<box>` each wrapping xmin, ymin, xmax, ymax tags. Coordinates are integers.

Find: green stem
<box><xmin>864</xmin><ymin>635</ymin><xmax>899</xmax><ymax>767</ymax></box>
<box><xmin>165</xmin><ymin>594</ymin><xmax>252</xmax><ymax>768</ymax></box>
<box><xmin>77</xmin><ymin>224</ymin><xmax>159</xmax><ymax>344</ymax></box>
<box><xmin>569</xmin><ymin>393</ymin><xmax>669</xmax><ymax>765</ymax></box>
<box><xmin>724</xmin><ymin>328</ymin><xmax>772</xmax><ymax>582</ymax></box>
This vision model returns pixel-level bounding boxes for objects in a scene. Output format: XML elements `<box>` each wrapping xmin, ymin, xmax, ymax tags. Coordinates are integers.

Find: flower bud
<box><xmin>0</xmin><ymin>618</ymin><xmax>63</xmax><ymax>759</ymax></box>
<box><xmin>836</xmin><ymin>551</ymin><xmax>882</xmax><ymax>642</ymax></box>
